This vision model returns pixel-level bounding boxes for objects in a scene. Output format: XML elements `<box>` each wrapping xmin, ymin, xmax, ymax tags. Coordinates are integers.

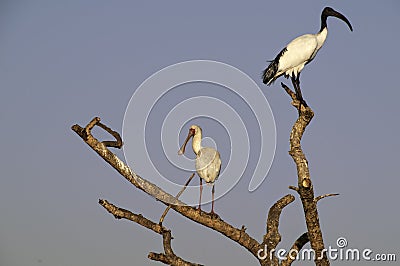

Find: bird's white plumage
<box><xmin>276</xmin><ymin>28</ymin><xmax>328</xmax><ymax>79</ymax></box>
<box><xmin>263</xmin><ymin>7</ymin><xmax>352</xmax><ymax>86</ymax></box>
<box><xmin>178</xmin><ymin>124</ymin><xmax>221</xmax><ymax>213</ymax></box>
<box><xmin>189</xmin><ymin>125</ymin><xmax>221</xmax><ymax>184</ymax></box>
<box><xmin>196</xmin><ymin>147</ymin><xmax>221</xmax><ymax>184</ymax></box>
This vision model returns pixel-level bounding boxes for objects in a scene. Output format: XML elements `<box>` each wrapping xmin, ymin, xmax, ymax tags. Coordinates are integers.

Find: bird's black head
<box><xmin>321</xmin><ymin>7</ymin><xmax>353</xmax><ymax>32</ymax></box>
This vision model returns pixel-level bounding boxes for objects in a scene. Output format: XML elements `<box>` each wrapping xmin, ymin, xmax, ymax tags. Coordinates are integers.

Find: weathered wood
<box><xmin>281</xmin><ymin>82</ymin><xmax>330</xmax><ymax>266</ymax></box>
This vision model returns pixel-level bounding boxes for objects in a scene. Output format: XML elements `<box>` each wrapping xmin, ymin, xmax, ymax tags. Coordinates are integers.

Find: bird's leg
<box><xmin>291</xmin><ymin>74</ymin><xmax>297</xmax><ymax>88</ymax></box>
<box><xmin>291</xmin><ymin>76</ymin><xmax>301</xmax><ymax>113</ymax></box>
<box><xmin>291</xmin><ymin>75</ymin><xmax>300</xmax><ymax>100</ymax></box>
<box><xmin>211</xmin><ymin>184</ymin><xmax>215</xmax><ymax>215</ymax></box>
<box><xmin>293</xmin><ymin>75</ymin><xmax>308</xmax><ymax>108</ymax></box>
<box><xmin>198</xmin><ymin>177</ymin><xmax>203</xmax><ymax>212</ymax></box>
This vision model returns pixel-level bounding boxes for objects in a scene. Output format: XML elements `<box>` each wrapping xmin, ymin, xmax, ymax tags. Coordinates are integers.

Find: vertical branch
<box><xmin>281</xmin><ymin>83</ymin><xmax>330</xmax><ymax>266</ymax></box>
<box><xmin>262</xmin><ymin>194</ymin><xmax>295</xmax><ymax>266</ymax></box>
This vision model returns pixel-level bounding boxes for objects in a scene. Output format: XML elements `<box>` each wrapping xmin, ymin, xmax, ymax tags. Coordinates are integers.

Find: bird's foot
<box><xmin>296</xmin><ymin>98</ymin><xmax>308</xmax><ymax>113</ymax></box>
<box><xmin>300</xmin><ymin>99</ymin><xmax>308</xmax><ymax>108</ymax></box>
<box><xmin>209</xmin><ymin>211</ymin><xmax>219</xmax><ymax>219</ymax></box>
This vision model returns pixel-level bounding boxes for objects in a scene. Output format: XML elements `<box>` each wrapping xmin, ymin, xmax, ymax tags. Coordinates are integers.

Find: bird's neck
<box><xmin>316</xmin><ymin>27</ymin><xmax>328</xmax><ymax>50</ymax></box>
<box><xmin>192</xmin><ymin>132</ymin><xmax>202</xmax><ymax>155</ymax></box>
<box><xmin>320</xmin><ymin>11</ymin><xmax>328</xmax><ymax>32</ymax></box>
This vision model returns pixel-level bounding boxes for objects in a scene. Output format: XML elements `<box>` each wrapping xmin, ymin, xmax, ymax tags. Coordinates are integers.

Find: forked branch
<box><xmin>72</xmin><ymin>118</ymin><xmax>261</xmax><ymax>264</ymax></box>
<box><xmin>99</xmin><ymin>199</ymin><xmax>202</xmax><ymax>265</ymax></box>
<box><xmin>72</xmin><ymin>117</ymin><xmax>309</xmax><ymax>265</ymax></box>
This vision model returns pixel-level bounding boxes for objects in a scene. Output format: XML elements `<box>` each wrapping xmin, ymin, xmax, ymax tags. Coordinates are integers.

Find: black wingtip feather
<box><xmin>262</xmin><ymin>47</ymin><xmax>287</xmax><ymax>85</ymax></box>
<box><xmin>262</xmin><ymin>61</ymin><xmax>278</xmax><ymax>85</ymax></box>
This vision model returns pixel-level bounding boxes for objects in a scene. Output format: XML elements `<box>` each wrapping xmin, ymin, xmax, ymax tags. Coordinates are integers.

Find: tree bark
<box><xmin>72</xmin><ymin>110</ymin><xmax>336</xmax><ymax>265</ymax></box>
<box><xmin>72</xmin><ymin>117</ymin><xmax>298</xmax><ymax>265</ymax></box>
<box><xmin>281</xmin><ymin>82</ymin><xmax>330</xmax><ymax>266</ymax></box>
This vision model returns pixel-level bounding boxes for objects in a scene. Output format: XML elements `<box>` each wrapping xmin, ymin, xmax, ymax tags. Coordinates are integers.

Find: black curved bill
<box><xmin>332</xmin><ymin>10</ymin><xmax>353</xmax><ymax>31</ymax></box>
<box><xmin>324</xmin><ymin>7</ymin><xmax>353</xmax><ymax>31</ymax></box>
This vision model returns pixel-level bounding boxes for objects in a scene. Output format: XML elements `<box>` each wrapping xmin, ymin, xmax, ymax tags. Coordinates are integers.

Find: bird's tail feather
<box><xmin>263</xmin><ymin>47</ymin><xmax>287</xmax><ymax>85</ymax></box>
<box><xmin>262</xmin><ymin>61</ymin><xmax>278</xmax><ymax>85</ymax></box>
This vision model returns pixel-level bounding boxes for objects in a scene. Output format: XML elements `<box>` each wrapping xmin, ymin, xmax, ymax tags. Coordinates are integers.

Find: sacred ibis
<box><xmin>262</xmin><ymin>7</ymin><xmax>353</xmax><ymax>106</ymax></box>
<box><xmin>178</xmin><ymin>125</ymin><xmax>221</xmax><ymax>215</ymax></box>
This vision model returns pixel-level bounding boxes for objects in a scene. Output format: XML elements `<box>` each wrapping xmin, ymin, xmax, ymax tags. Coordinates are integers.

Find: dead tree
<box><xmin>71</xmin><ymin>82</ymin><xmax>335</xmax><ymax>265</ymax></box>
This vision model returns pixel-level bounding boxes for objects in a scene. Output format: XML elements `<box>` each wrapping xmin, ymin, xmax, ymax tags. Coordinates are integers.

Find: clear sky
<box><xmin>1</xmin><ymin>1</ymin><xmax>399</xmax><ymax>265</ymax></box>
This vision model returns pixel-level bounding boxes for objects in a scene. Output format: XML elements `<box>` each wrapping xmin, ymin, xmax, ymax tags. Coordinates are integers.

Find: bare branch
<box><xmin>72</xmin><ymin>118</ymin><xmax>264</xmax><ymax>262</ymax></box>
<box><xmin>99</xmin><ymin>199</ymin><xmax>202</xmax><ymax>265</ymax></box>
<box><xmin>315</xmin><ymin>193</ymin><xmax>339</xmax><ymax>203</ymax></box>
<box><xmin>148</xmin><ymin>230</ymin><xmax>204</xmax><ymax>266</ymax></box>
<box><xmin>281</xmin><ymin>82</ymin><xmax>296</xmax><ymax>101</ymax></box>
<box><xmin>74</xmin><ymin>116</ymin><xmax>327</xmax><ymax>265</ymax></box>
<box><xmin>280</xmin><ymin>83</ymin><xmax>330</xmax><ymax>266</ymax></box>
<box><xmin>97</xmin><ymin>121</ymin><xmax>123</xmax><ymax>148</ymax></box>
<box><xmin>264</xmin><ymin>195</ymin><xmax>295</xmax><ymax>244</ymax></box>
<box><xmin>262</xmin><ymin>194</ymin><xmax>295</xmax><ymax>265</ymax></box>
<box><xmin>99</xmin><ymin>199</ymin><xmax>164</xmax><ymax>233</ymax></box>
<box><xmin>148</xmin><ymin>253</ymin><xmax>172</xmax><ymax>264</ymax></box>
<box><xmin>72</xmin><ymin>118</ymin><xmax>185</xmax><ymax>206</ymax></box>
<box><xmin>281</xmin><ymin>233</ymin><xmax>309</xmax><ymax>266</ymax></box>
<box><xmin>288</xmin><ymin>186</ymin><xmax>299</xmax><ymax>192</ymax></box>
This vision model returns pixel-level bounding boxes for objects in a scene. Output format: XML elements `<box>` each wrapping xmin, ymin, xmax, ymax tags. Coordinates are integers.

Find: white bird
<box><xmin>262</xmin><ymin>7</ymin><xmax>353</xmax><ymax>106</ymax></box>
<box><xmin>178</xmin><ymin>125</ymin><xmax>221</xmax><ymax>215</ymax></box>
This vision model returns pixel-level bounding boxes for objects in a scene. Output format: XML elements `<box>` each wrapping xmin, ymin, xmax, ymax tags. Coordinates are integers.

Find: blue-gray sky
<box><xmin>1</xmin><ymin>1</ymin><xmax>399</xmax><ymax>265</ymax></box>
